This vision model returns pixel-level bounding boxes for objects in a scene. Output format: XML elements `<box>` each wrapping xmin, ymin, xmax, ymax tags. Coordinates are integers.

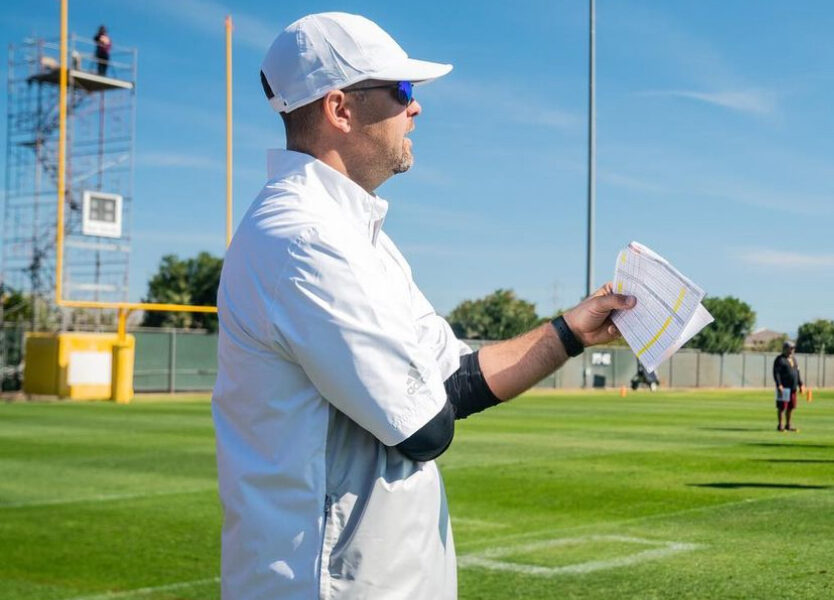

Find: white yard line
<box><xmin>0</xmin><ymin>487</ymin><xmax>215</xmax><ymax>509</ymax></box>
<box><xmin>472</xmin><ymin>534</ymin><xmax>688</xmax><ymax>558</ymax></box>
<box><xmin>65</xmin><ymin>577</ymin><xmax>219</xmax><ymax>600</ymax></box>
<box><xmin>452</xmin><ymin>517</ymin><xmax>509</xmax><ymax>529</ymax></box>
<box><xmin>458</xmin><ymin>535</ymin><xmax>700</xmax><ymax>577</ymax></box>
<box><xmin>457</xmin><ymin>489</ymin><xmax>814</xmax><ymax>553</ymax></box>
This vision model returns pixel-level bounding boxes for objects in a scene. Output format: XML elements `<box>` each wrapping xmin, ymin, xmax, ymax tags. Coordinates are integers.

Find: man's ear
<box><xmin>322</xmin><ymin>90</ymin><xmax>352</xmax><ymax>133</ymax></box>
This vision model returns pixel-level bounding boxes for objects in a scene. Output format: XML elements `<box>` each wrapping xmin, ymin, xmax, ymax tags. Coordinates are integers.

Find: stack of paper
<box><xmin>612</xmin><ymin>241</ymin><xmax>714</xmax><ymax>373</ymax></box>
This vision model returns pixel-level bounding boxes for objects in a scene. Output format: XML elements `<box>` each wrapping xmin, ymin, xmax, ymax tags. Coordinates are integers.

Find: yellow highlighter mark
<box><xmin>617</xmin><ymin>253</ymin><xmax>626</xmax><ymax>292</ymax></box>
<box><xmin>636</xmin><ymin>316</ymin><xmax>673</xmax><ymax>357</ymax></box>
<box><xmin>672</xmin><ymin>286</ymin><xmax>686</xmax><ymax>312</ymax></box>
<box><xmin>636</xmin><ymin>287</ymin><xmax>686</xmax><ymax>358</ymax></box>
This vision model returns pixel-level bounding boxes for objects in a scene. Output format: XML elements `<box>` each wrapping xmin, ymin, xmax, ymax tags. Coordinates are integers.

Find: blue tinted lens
<box><xmin>396</xmin><ymin>81</ymin><xmax>414</xmax><ymax>105</ymax></box>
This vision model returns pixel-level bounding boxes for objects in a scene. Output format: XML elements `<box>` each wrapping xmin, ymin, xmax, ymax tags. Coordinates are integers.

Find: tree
<box><xmin>686</xmin><ymin>296</ymin><xmax>755</xmax><ymax>354</ymax></box>
<box><xmin>0</xmin><ymin>285</ymin><xmax>34</xmax><ymax>324</ymax></box>
<box><xmin>447</xmin><ymin>289</ymin><xmax>540</xmax><ymax>340</ymax></box>
<box><xmin>796</xmin><ymin>319</ymin><xmax>834</xmax><ymax>354</ymax></box>
<box><xmin>141</xmin><ymin>252</ymin><xmax>222</xmax><ymax>331</ymax></box>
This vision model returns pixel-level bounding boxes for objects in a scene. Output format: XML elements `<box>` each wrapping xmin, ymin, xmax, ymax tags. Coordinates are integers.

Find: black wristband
<box><xmin>551</xmin><ymin>315</ymin><xmax>584</xmax><ymax>357</ymax></box>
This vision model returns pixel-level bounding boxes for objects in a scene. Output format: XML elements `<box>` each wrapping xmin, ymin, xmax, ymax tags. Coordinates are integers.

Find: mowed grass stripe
<box><xmin>455</xmin><ymin>486</ymin><xmax>822</xmax><ymax>553</ymax></box>
<box><xmin>0</xmin><ymin>487</ymin><xmax>216</xmax><ymax>509</ymax></box>
<box><xmin>0</xmin><ymin>398</ymin><xmax>218</xmax><ymax>506</ymax></box>
<box><xmin>0</xmin><ymin>491</ymin><xmax>221</xmax><ymax>595</ymax></box>
<box><xmin>0</xmin><ymin>460</ymin><xmax>215</xmax><ymax>506</ymax></box>
<box><xmin>66</xmin><ymin>576</ymin><xmax>220</xmax><ymax>600</ymax></box>
<box><xmin>1</xmin><ymin>390</ymin><xmax>832</xmax><ymax>599</ymax></box>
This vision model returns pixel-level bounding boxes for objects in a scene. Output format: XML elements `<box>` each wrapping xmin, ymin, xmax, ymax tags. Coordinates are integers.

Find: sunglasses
<box><xmin>347</xmin><ymin>81</ymin><xmax>414</xmax><ymax>106</ymax></box>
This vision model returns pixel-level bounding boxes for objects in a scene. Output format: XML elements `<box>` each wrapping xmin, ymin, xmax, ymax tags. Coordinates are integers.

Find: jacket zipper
<box><xmin>319</xmin><ymin>495</ymin><xmax>333</xmax><ymax>600</ymax></box>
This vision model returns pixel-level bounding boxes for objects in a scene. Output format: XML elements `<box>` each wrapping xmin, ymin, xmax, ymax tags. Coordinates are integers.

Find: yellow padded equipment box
<box><xmin>23</xmin><ymin>332</ymin><xmax>135</xmax><ymax>401</ymax></box>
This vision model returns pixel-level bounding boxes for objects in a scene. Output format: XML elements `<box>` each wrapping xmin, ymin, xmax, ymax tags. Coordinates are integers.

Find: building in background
<box><xmin>744</xmin><ymin>328</ymin><xmax>788</xmax><ymax>352</ymax></box>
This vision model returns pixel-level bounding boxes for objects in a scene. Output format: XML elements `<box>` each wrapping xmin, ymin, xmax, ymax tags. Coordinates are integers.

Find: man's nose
<box><xmin>407</xmin><ymin>98</ymin><xmax>422</xmax><ymax>117</ymax></box>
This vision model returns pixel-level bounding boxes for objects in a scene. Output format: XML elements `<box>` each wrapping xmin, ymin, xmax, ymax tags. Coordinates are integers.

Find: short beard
<box><xmin>391</xmin><ymin>141</ymin><xmax>413</xmax><ymax>174</ymax></box>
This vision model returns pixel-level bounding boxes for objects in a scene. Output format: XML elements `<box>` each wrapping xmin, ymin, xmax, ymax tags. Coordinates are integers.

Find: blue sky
<box><xmin>2</xmin><ymin>0</ymin><xmax>833</xmax><ymax>335</ymax></box>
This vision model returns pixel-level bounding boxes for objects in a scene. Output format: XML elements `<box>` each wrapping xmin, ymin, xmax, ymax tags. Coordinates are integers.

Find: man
<box><xmin>212</xmin><ymin>12</ymin><xmax>636</xmax><ymax>599</ymax></box>
<box><xmin>773</xmin><ymin>340</ymin><xmax>804</xmax><ymax>432</ymax></box>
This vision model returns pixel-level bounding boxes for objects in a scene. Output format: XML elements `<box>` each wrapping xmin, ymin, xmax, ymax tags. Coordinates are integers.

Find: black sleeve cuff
<box><xmin>395</xmin><ymin>400</ymin><xmax>455</xmax><ymax>462</ymax></box>
<box><xmin>444</xmin><ymin>351</ymin><xmax>501</xmax><ymax>420</ymax></box>
<box><xmin>395</xmin><ymin>350</ymin><xmax>501</xmax><ymax>461</ymax></box>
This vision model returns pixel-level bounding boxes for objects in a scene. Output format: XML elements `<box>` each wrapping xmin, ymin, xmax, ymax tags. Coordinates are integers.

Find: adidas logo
<box><xmin>406</xmin><ymin>362</ymin><xmax>426</xmax><ymax>395</ymax></box>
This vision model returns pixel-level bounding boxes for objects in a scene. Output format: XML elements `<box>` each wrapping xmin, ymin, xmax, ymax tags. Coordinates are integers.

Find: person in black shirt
<box><xmin>773</xmin><ymin>341</ymin><xmax>804</xmax><ymax>432</ymax></box>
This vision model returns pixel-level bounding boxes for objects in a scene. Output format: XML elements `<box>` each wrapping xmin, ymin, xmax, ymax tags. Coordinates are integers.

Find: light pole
<box><xmin>581</xmin><ymin>0</ymin><xmax>596</xmax><ymax>389</ymax></box>
<box><xmin>586</xmin><ymin>0</ymin><xmax>596</xmax><ymax>299</ymax></box>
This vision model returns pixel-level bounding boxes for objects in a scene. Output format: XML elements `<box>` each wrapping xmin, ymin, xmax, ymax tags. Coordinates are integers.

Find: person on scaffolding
<box><xmin>93</xmin><ymin>25</ymin><xmax>111</xmax><ymax>76</ymax></box>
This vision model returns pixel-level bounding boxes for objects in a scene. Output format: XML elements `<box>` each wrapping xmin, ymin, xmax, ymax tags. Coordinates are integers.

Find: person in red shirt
<box><xmin>773</xmin><ymin>341</ymin><xmax>804</xmax><ymax>431</ymax></box>
<box><xmin>93</xmin><ymin>25</ymin><xmax>111</xmax><ymax>76</ymax></box>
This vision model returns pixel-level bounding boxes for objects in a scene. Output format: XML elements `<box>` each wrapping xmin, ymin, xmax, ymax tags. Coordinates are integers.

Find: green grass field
<box><xmin>1</xmin><ymin>389</ymin><xmax>833</xmax><ymax>599</ymax></box>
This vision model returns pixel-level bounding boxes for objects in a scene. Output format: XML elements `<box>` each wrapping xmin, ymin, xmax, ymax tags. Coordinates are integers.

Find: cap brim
<box><xmin>372</xmin><ymin>57</ymin><xmax>453</xmax><ymax>85</ymax></box>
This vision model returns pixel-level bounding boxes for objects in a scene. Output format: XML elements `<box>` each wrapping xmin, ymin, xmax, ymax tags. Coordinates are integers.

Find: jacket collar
<box><xmin>267</xmin><ymin>149</ymin><xmax>388</xmax><ymax>245</ymax></box>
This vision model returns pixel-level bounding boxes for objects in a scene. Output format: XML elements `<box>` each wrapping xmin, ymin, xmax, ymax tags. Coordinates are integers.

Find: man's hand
<box><xmin>480</xmin><ymin>283</ymin><xmax>635</xmax><ymax>401</ymax></box>
<box><xmin>563</xmin><ymin>283</ymin><xmax>636</xmax><ymax>347</ymax></box>
<box><xmin>778</xmin><ymin>385</ymin><xmax>784</xmax><ymax>393</ymax></box>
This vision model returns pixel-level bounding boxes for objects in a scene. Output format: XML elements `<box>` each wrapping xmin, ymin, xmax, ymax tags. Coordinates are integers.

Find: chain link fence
<box><xmin>0</xmin><ymin>324</ymin><xmax>26</xmax><ymax>391</ymax></box>
<box><xmin>133</xmin><ymin>329</ymin><xmax>217</xmax><ymax>392</ymax></box>
<box><xmin>463</xmin><ymin>341</ymin><xmax>833</xmax><ymax>390</ymax></box>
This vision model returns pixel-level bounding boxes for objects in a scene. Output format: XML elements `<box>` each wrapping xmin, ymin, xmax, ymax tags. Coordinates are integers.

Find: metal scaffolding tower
<box><xmin>2</xmin><ymin>34</ymin><xmax>136</xmax><ymax>329</ymax></box>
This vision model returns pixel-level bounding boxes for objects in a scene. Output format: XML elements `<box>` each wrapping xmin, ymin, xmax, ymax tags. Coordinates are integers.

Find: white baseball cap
<box><xmin>261</xmin><ymin>12</ymin><xmax>453</xmax><ymax>114</ymax></box>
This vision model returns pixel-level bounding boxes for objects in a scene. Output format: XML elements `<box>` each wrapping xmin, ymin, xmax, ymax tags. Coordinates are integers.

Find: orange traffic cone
<box><xmin>620</xmin><ymin>386</ymin><xmax>627</xmax><ymax>398</ymax></box>
<box><xmin>807</xmin><ymin>388</ymin><xmax>813</xmax><ymax>402</ymax></box>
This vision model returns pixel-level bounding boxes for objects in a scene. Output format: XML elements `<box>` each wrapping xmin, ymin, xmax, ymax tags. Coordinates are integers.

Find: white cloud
<box><xmin>134</xmin><ymin>150</ymin><xmax>264</xmax><ymax>181</ymax></box>
<box><xmin>698</xmin><ymin>180</ymin><xmax>833</xmax><ymax>216</ymax></box>
<box><xmin>514</xmin><ymin>106</ymin><xmax>579</xmax><ymax>130</ymax></box>
<box><xmin>141</xmin><ymin>97</ymin><xmax>281</xmax><ymax>152</ymax></box>
<box><xmin>738</xmin><ymin>249</ymin><xmax>834</xmax><ymax>268</ymax></box>
<box><xmin>598</xmin><ymin>170</ymin><xmax>668</xmax><ymax>194</ymax></box>
<box><xmin>598</xmin><ymin>138</ymin><xmax>833</xmax><ymax>216</ymax></box>
<box><xmin>400</xmin><ymin>164</ymin><xmax>453</xmax><ymax>187</ymax></box>
<box><xmin>639</xmin><ymin>89</ymin><xmax>778</xmax><ymax>116</ymax></box>
<box><xmin>140</xmin><ymin>0</ymin><xmax>278</xmax><ymax>52</ymax></box>
<box><xmin>133</xmin><ymin>229</ymin><xmax>226</xmax><ymax>247</ymax></box>
<box><xmin>432</xmin><ymin>79</ymin><xmax>581</xmax><ymax>131</ymax></box>
<box><xmin>613</xmin><ymin>5</ymin><xmax>781</xmax><ymax>117</ymax></box>
<box><xmin>611</xmin><ymin>4</ymin><xmax>758</xmax><ymax>90</ymax></box>
<box><xmin>136</xmin><ymin>152</ymin><xmax>223</xmax><ymax>170</ymax></box>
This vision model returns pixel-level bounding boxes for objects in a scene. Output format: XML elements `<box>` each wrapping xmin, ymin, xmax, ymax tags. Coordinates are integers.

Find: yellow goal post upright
<box><xmin>43</xmin><ymin>0</ymin><xmax>234</xmax><ymax>403</ymax></box>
